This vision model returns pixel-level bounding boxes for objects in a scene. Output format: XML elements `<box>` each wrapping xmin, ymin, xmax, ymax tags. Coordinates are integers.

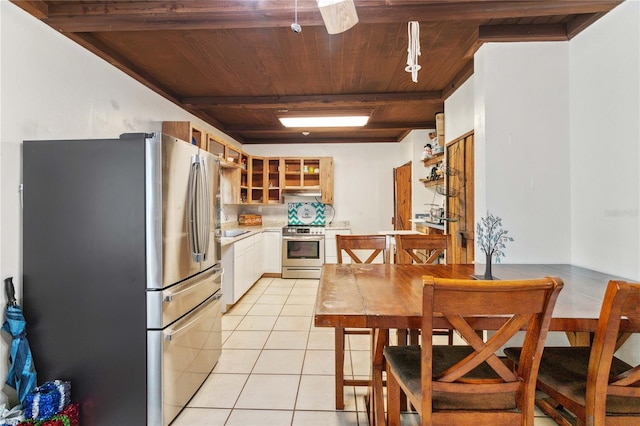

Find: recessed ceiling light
<box><xmin>279</xmin><ymin>115</ymin><xmax>369</xmax><ymax>128</ymax></box>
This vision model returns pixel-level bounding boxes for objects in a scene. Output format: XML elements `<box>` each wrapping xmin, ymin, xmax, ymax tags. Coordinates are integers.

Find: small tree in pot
<box><xmin>476</xmin><ymin>212</ymin><xmax>514</xmax><ymax>280</ymax></box>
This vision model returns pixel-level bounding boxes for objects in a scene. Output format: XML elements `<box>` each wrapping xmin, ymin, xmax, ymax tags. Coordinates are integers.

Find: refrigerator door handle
<box><xmin>163</xmin><ymin>292</ymin><xmax>222</xmax><ymax>341</ymax></box>
<box><xmin>199</xmin><ymin>157</ymin><xmax>211</xmax><ymax>261</ymax></box>
<box><xmin>162</xmin><ymin>268</ymin><xmax>223</xmax><ymax>303</ymax></box>
<box><xmin>188</xmin><ymin>157</ymin><xmax>202</xmax><ymax>262</ymax></box>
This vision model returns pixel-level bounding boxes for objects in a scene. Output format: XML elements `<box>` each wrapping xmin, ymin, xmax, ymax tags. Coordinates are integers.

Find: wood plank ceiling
<box><xmin>12</xmin><ymin>0</ymin><xmax>622</xmax><ymax>144</ymax></box>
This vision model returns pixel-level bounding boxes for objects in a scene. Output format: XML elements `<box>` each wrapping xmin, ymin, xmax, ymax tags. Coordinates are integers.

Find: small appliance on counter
<box><xmin>239</xmin><ymin>214</ymin><xmax>262</xmax><ymax>226</ymax></box>
<box><xmin>430</xmin><ymin>206</ymin><xmax>445</xmax><ymax>224</ymax></box>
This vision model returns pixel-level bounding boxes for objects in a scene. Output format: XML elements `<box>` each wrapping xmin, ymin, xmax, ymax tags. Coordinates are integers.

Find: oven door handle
<box><xmin>282</xmin><ymin>236</ymin><xmax>324</xmax><ymax>241</ymax></box>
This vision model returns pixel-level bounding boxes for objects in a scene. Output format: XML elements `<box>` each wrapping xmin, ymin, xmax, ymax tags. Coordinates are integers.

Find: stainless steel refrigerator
<box><xmin>22</xmin><ymin>132</ymin><xmax>222</xmax><ymax>426</ymax></box>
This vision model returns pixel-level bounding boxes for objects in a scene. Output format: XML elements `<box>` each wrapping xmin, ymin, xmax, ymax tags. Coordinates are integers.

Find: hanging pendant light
<box><xmin>405</xmin><ymin>21</ymin><xmax>421</xmax><ymax>83</ymax></box>
<box><xmin>317</xmin><ymin>0</ymin><xmax>359</xmax><ymax>34</ymax></box>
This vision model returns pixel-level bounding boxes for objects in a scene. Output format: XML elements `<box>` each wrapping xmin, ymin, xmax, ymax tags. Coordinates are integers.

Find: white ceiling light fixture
<box><xmin>317</xmin><ymin>0</ymin><xmax>359</xmax><ymax>34</ymax></box>
<box><xmin>405</xmin><ymin>21</ymin><xmax>421</xmax><ymax>83</ymax></box>
<box><xmin>279</xmin><ymin>115</ymin><xmax>369</xmax><ymax>128</ymax></box>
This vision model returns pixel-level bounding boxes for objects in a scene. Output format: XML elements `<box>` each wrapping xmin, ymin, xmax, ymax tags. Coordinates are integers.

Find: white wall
<box><xmin>474</xmin><ymin>42</ymin><xmax>573</xmax><ymax>263</ymax></box>
<box><xmin>448</xmin><ymin>46</ymin><xmax>574</xmax><ymax>265</ymax></box>
<box><xmin>445</xmin><ymin>1</ymin><xmax>639</xmax><ymax>278</ymax></box>
<box><xmin>444</xmin><ymin>78</ymin><xmax>475</xmax><ymax>144</ymax></box>
<box><xmin>569</xmin><ymin>0</ymin><xmax>640</xmax><ymax>279</ymax></box>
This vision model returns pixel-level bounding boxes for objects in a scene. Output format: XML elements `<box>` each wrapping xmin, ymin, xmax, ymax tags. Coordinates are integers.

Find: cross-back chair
<box><xmin>384</xmin><ymin>275</ymin><xmax>564</xmax><ymax>426</ymax></box>
<box><xmin>334</xmin><ymin>234</ymin><xmax>390</xmax><ymax>409</ymax></box>
<box><xmin>395</xmin><ymin>233</ymin><xmax>453</xmax><ymax>345</ymax></box>
<box><xmin>336</xmin><ymin>234</ymin><xmax>390</xmax><ymax>264</ymax></box>
<box><xmin>395</xmin><ymin>233</ymin><xmax>450</xmax><ymax>265</ymax></box>
<box><xmin>505</xmin><ymin>280</ymin><xmax>640</xmax><ymax>426</ymax></box>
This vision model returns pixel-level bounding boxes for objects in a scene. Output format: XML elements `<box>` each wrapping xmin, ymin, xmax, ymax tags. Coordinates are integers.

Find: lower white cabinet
<box><xmin>324</xmin><ymin>228</ymin><xmax>351</xmax><ymax>264</ymax></box>
<box><xmin>263</xmin><ymin>229</ymin><xmax>282</xmax><ymax>274</ymax></box>
<box><xmin>221</xmin><ymin>232</ymin><xmax>265</xmax><ymax>311</ymax></box>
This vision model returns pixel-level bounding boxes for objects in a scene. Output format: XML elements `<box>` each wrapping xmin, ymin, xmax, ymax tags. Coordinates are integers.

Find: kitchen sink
<box><xmin>222</xmin><ymin>229</ymin><xmax>250</xmax><ymax>238</ymax></box>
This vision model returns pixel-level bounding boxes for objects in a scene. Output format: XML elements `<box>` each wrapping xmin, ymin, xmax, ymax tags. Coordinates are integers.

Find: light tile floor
<box><xmin>173</xmin><ymin>277</ymin><xmax>558</xmax><ymax>426</ymax></box>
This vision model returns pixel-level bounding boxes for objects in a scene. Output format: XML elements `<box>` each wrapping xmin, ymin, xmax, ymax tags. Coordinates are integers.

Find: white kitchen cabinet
<box><xmin>324</xmin><ymin>228</ymin><xmax>351</xmax><ymax>264</ymax></box>
<box><xmin>262</xmin><ymin>229</ymin><xmax>282</xmax><ymax>274</ymax></box>
<box><xmin>249</xmin><ymin>232</ymin><xmax>264</xmax><ymax>285</ymax></box>
<box><xmin>221</xmin><ymin>232</ymin><xmax>266</xmax><ymax>311</ymax></box>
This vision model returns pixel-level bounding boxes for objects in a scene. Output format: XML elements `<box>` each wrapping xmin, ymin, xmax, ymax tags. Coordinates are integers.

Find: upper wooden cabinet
<box><xmin>249</xmin><ymin>156</ymin><xmax>265</xmax><ymax>203</ymax></box>
<box><xmin>163</xmin><ymin>121</ymin><xmax>244</xmax><ymax>167</ymax></box>
<box><xmin>162</xmin><ymin>121</ymin><xmax>206</xmax><ymax>148</ymax></box>
<box><xmin>162</xmin><ymin>122</ymin><xmax>334</xmax><ymax>205</ymax></box>
<box><xmin>207</xmin><ymin>134</ymin><xmax>226</xmax><ymax>159</ymax></box>
<box><xmin>319</xmin><ymin>157</ymin><xmax>334</xmax><ymax>204</ymax></box>
<box><xmin>282</xmin><ymin>157</ymin><xmax>333</xmax><ymax>204</ymax></box>
<box><xmin>266</xmin><ymin>159</ymin><xmax>282</xmax><ymax>204</ymax></box>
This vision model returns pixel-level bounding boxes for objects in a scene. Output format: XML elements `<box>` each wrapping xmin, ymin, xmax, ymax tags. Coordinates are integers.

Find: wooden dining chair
<box><xmin>384</xmin><ymin>275</ymin><xmax>563</xmax><ymax>426</ymax></box>
<box><xmin>395</xmin><ymin>233</ymin><xmax>450</xmax><ymax>265</ymax></box>
<box><xmin>395</xmin><ymin>233</ymin><xmax>453</xmax><ymax>345</ymax></box>
<box><xmin>504</xmin><ymin>280</ymin><xmax>640</xmax><ymax>426</ymax></box>
<box><xmin>334</xmin><ymin>234</ymin><xmax>391</xmax><ymax>409</ymax></box>
<box><xmin>336</xmin><ymin>234</ymin><xmax>390</xmax><ymax>264</ymax></box>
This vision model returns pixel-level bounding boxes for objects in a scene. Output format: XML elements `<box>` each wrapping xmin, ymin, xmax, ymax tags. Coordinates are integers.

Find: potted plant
<box><xmin>476</xmin><ymin>212</ymin><xmax>514</xmax><ymax>280</ymax></box>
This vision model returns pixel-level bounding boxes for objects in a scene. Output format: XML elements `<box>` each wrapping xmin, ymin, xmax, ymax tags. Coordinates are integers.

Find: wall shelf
<box><xmin>421</xmin><ymin>152</ymin><xmax>444</xmax><ymax>167</ymax></box>
<box><xmin>419</xmin><ymin>178</ymin><xmax>444</xmax><ymax>187</ymax></box>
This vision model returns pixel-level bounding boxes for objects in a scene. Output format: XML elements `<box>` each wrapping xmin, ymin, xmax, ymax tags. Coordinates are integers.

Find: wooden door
<box><xmin>393</xmin><ymin>162</ymin><xmax>412</xmax><ymax>230</ymax></box>
<box><xmin>393</xmin><ymin>162</ymin><xmax>412</xmax><ymax>263</ymax></box>
<box><xmin>446</xmin><ymin>132</ymin><xmax>474</xmax><ymax>264</ymax></box>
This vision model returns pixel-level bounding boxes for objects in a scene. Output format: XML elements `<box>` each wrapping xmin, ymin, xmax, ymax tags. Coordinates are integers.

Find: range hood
<box><xmin>282</xmin><ymin>188</ymin><xmax>322</xmax><ymax>198</ymax></box>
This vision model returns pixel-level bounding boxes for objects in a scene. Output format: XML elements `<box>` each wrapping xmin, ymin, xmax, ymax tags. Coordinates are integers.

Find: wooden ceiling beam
<box><xmin>566</xmin><ymin>13</ymin><xmax>608</xmax><ymax>39</ymax></box>
<box><xmin>16</xmin><ymin>0</ymin><xmax>622</xmax><ymax>33</ymax></box>
<box><xmin>442</xmin><ymin>60</ymin><xmax>474</xmax><ymax>101</ymax></box>
<box><xmin>182</xmin><ymin>92</ymin><xmax>443</xmax><ymax>109</ymax></box>
<box><xmin>13</xmin><ymin>1</ymin><xmax>49</xmax><ymax>19</ymax></box>
<box><xmin>478</xmin><ymin>24</ymin><xmax>568</xmax><ymax>42</ymax></box>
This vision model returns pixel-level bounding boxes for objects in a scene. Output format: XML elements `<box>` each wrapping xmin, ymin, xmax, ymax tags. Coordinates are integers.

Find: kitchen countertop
<box><xmin>411</xmin><ymin>219</ymin><xmax>445</xmax><ymax>231</ymax></box>
<box><xmin>220</xmin><ymin>220</ymin><xmax>351</xmax><ymax>246</ymax></box>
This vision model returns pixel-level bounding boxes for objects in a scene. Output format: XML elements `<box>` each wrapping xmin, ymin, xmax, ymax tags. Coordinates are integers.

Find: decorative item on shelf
<box><xmin>422</xmin><ymin>143</ymin><xmax>432</xmax><ymax>160</ymax></box>
<box><xmin>475</xmin><ymin>212</ymin><xmax>514</xmax><ymax>280</ymax></box>
<box><xmin>429</xmin><ymin>166</ymin><xmax>438</xmax><ymax>181</ymax></box>
<box><xmin>429</xmin><ymin>131</ymin><xmax>444</xmax><ymax>155</ymax></box>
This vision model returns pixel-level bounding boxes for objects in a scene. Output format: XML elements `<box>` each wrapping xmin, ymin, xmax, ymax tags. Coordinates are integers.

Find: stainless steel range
<box><xmin>282</xmin><ymin>225</ymin><xmax>325</xmax><ymax>279</ymax></box>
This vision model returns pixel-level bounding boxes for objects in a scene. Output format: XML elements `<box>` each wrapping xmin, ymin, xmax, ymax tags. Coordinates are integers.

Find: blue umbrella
<box><xmin>2</xmin><ymin>277</ymin><xmax>37</xmax><ymax>405</ymax></box>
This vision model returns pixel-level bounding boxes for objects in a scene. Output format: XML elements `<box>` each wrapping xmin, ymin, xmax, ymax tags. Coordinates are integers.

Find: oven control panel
<box><xmin>283</xmin><ymin>226</ymin><xmax>325</xmax><ymax>235</ymax></box>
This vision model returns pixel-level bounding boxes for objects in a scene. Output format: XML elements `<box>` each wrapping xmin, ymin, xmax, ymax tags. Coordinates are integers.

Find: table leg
<box><xmin>369</xmin><ymin>328</ymin><xmax>388</xmax><ymax>426</ymax></box>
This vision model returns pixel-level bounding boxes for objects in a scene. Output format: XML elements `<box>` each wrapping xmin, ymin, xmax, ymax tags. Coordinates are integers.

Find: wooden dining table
<box><xmin>313</xmin><ymin>263</ymin><xmax>637</xmax><ymax>426</ymax></box>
